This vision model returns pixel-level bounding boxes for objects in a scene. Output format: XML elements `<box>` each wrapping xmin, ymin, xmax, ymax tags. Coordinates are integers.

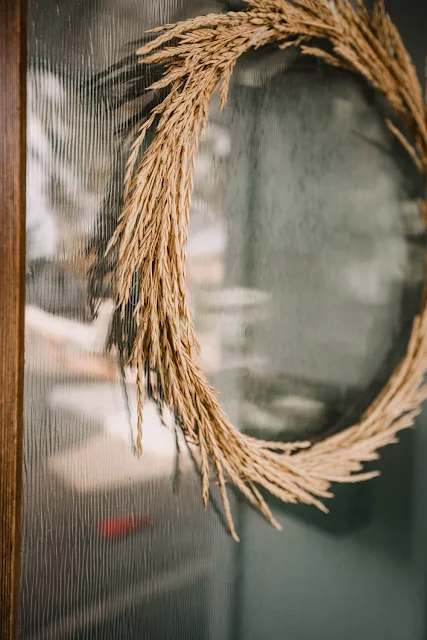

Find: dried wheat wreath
<box><xmin>108</xmin><ymin>0</ymin><xmax>427</xmax><ymax>540</ymax></box>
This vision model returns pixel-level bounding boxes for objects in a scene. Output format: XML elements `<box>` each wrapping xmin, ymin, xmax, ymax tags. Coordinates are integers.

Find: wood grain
<box><xmin>0</xmin><ymin>0</ymin><xmax>27</xmax><ymax>638</ymax></box>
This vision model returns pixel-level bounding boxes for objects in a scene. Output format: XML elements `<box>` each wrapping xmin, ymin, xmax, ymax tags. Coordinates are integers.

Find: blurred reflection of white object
<box><xmin>271</xmin><ymin>394</ymin><xmax>326</xmax><ymax>416</ymax></box>
<box><xmin>203</xmin><ymin>123</ymin><xmax>231</xmax><ymax>158</ymax></box>
<box><xmin>27</xmin><ymin>69</ymin><xmax>112</xmax><ymax>264</ymax></box>
<box><xmin>341</xmin><ymin>237</ymin><xmax>408</xmax><ymax>305</ymax></box>
<box><xmin>206</xmin><ymin>287</ymin><xmax>271</xmax><ymax>309</ymax></box>
<box><xmin>240</xmin><ymin>395</ymin><xmax>328</xmax><ymax>438</ymax></box>
<box><xmin>25</xmin><ymin>293</ymin><xmax>222</xmax><ymax>379</ymax></box>
<box><xmin>26</xmin><ymin>108</ymin><xmax>58</xmax><ymax>262</ymax></box>
<box><xmin>194</xmin><ymin>153</ymin><xmax>214</xmax><ymax>181</ymax></box>
<box><xmin>196</xmin><ymin>334</ymin><xmax>222</xmax><ymax>374</ymax></box>
<box><xmin>48</xmin><ymin>384</ymin><xmax>192</xmax><ymax>489</ymax></box>
<box><xmin>25</xmin><ymin>299</ymin><xmax>114</xmax><ymax>354</ymax></box>
<box><xmin>49</xmin><ymin>382</ymin><xmax>178</xmax><ymax>451</ymax></box>
<box><xmin>240</xmin><ymin>402</ymin><xmax>284</xmax><ymax>432</ymax></box>
<box><xmin>24</xmin><ymin>299</ymin><xmax>127</xmax><ymax>381</ymax></box>
<box><xmin>187</xmin><ymin>222</ymin><xmax>226</xmax><ymax>259</ymax></box>
<box><xmin>200</xmin><ymin>287</ymin><xmax>272</xmax><ymax>354</ymax></box>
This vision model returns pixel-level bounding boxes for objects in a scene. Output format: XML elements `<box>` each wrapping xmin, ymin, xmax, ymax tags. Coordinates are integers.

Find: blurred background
<box><xmin>21</xmin><ymin>1</ymin><xmax>427</xmax><ymax>639</ymax></box>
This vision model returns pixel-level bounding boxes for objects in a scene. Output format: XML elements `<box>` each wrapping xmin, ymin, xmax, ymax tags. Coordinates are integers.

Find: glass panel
<box><xmin>226</xmin><ymin>63</ymin><xmax>425</xmax><ymax>442</ymax></box>
<box><xmin>21</xmin><ymin>1</ymin><xmax>427</xmax><ymax>639</ymax></box>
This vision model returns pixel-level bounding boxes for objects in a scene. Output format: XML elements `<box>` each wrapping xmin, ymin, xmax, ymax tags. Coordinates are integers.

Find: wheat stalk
<box><xmin>107</xmin><ymin>0</ymin><xmax>427</xmax><ymax>540</ymax></box>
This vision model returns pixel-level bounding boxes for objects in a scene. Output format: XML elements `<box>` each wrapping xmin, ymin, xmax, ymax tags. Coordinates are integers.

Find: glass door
<box><xmin>19</xmin><ymin>1</ymin><xmax>427</xmax><ymax>639</ymax></box>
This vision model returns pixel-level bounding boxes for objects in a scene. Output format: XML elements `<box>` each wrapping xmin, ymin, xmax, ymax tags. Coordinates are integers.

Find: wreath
<box><xmin>105</xmin><ymin>0</ymin><xmax>427</xmax><ymax>540</ymax></box>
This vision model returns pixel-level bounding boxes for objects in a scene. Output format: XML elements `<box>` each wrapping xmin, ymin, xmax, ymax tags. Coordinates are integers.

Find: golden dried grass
<box><xmin>107</xmin><ymin>0</ymin><xmax>427</xmax><ymax>540</ymax></box>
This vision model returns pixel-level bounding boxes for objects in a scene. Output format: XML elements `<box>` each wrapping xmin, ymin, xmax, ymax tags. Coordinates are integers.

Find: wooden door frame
<box><xmin>0</xmin><ymin>0</ymin><xmax>27</xmax><ymax>638</ymax></box>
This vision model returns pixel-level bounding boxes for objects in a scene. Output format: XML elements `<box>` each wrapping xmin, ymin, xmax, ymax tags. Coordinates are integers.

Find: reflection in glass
<box><xmin>21</xmin><ymin>0</ymin><xmax>427</xmax><ymax>638</ymax></box>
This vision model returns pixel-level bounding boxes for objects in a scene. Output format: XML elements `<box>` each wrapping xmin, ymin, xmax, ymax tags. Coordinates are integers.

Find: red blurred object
<box><xmin>97</xmin><ymin>515</ymin><xmax>154</xmax><ymax>539</ymax></box>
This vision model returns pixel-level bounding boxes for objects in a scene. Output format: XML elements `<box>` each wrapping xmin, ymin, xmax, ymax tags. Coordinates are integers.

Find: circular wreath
<box><xmin>108</xmin><ymin>0</ymin><xmax>427</xmax><ymax>540</ymax></box>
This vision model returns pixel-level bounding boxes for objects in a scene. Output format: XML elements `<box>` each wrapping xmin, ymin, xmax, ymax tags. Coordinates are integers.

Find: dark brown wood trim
<box><xmin>0</xmin><ymin>0</ymin><xmax>27</xmax><ymax>638</ymax></box>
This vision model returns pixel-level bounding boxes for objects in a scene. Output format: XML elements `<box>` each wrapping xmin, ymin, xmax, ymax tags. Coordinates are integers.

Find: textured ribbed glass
<box><xmin>21</xmin><ymin>1</ymin><xmax>427</xmax><ymax>638</ymax></box>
